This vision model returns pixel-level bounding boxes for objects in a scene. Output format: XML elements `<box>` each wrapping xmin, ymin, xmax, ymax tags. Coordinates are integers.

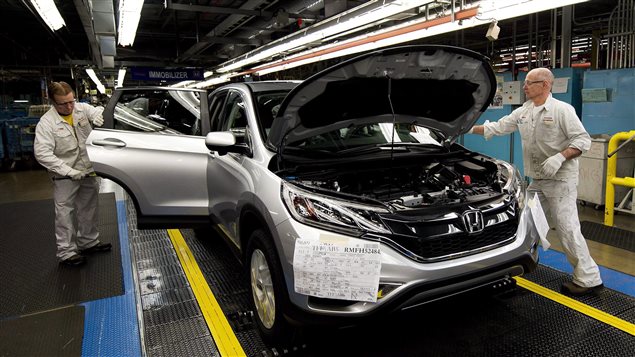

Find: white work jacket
<box><xmin>483</xmin><ymin>94</ymin><xmax>591</xmax><ymax>182</ymax></box>
<box><xmin>34</xmin><ymin>103</ymin><xmax>102</xmax><ymax>177</ymax></box>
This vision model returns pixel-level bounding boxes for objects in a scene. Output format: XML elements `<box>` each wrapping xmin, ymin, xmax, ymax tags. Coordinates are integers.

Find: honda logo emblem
<box><xmin>462</xmin><ymin>210</ymin><xmax>484</xmax><ymax>234</ymax></box>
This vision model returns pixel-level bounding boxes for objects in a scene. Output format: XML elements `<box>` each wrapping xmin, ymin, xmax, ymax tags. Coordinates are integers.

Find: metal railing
<box><xmin>604</xmin><ymin>130</ymin><xmax>635</xmax><ymax>226</ymax></box>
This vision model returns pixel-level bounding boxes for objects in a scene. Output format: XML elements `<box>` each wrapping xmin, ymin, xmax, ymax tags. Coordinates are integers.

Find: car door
<box><xmin>87</xmin><ymin>87</ymin><xmax>211</xmax><ymax>228</ymax></box>
<box><xmin>207</xmin><ymin>89</ymin><xmax>255</xmax><ymax>246</ymax></box>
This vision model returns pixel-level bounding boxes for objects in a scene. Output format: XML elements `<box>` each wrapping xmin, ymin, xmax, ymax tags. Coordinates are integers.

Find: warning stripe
<box><xmin>515</xmin><ymin>277</ymin><xmax>635</xmax><ymax>336</ymax></box>
<box><xmin>167</xmin><ymin>229</ymin><xmax>246</xmax><ymax>357</ymax></box>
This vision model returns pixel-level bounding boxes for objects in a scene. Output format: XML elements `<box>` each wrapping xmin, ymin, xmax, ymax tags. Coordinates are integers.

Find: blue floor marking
<box><xmin>81</xmin><ymin>200</ymin><xmax>142</xmax><ymax>357</ymax></box>
<box><xmin>539</xmin><ymin>247</ymin><xmax>634</xmax><ymax>297</ymax></box>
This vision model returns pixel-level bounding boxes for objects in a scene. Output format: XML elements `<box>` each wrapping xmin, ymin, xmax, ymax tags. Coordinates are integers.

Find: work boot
<box><xmin>561</xmin><ymin>281</ymin><xmax>604</xmax><ymax>296</ymax></box>
<box><xmin>79</xmin><ymin>241</ymin><xmax>112</xmax><ymax>254</ymax></box>
<box><xmin>60</xmin><ymin>253</ymin><xmax>87</xmax><ymax>267</ymax></box>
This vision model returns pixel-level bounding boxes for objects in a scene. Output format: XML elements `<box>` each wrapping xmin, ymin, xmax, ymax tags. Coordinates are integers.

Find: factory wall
<box><xmin>463</xmin><ymin>67</ymin><xmax>634</xmax><ymax>177</ymax></box>
<box><xmin>581</xmin><ymin>68</ymin><xmax>635</xmax><ymax>135</ymax></box>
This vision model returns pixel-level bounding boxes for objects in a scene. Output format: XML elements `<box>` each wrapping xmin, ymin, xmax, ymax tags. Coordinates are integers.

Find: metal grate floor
<box><xmin>123</xmin><ymin>196</ymin><xmax>635</xmax><ymax>357</ymax></box>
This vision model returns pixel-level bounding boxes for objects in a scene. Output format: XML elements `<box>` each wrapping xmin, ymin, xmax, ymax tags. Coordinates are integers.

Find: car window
<box><xmin>253</xmin><ymin>90</ymin><xmax>289</xmax><ymax>139</ymax></box>
<box><xmin>217</xmin><ymin>91</ymin><xmax>248</xmax><ymax>143</ymax></box>
<box><xmin>113</xmin><ymin>89</ymin><xmax>201</xmax><ymax>135</ymax></box>
<box><xmin>209</xmin><ymin>90</ymin><xmax>228</xmax><ymax>132</ymax></box>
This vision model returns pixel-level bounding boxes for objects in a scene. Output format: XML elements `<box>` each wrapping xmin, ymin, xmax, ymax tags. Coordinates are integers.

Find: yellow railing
<box><xmin>604</xmin><ymin>130</ymin><xmax>635</xmax><ymax>226</ymax></box>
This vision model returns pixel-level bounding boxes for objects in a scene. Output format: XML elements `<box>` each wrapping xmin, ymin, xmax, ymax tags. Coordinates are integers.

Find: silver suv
<box><xmin>88</xmin><ymin>45</ymin><xmax>538</xmax><ymax>343</ymax></box>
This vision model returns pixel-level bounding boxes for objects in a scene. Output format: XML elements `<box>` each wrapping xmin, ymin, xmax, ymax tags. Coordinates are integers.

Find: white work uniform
<box><xmin>483</xmin><ymin>94</ymin><xmax>602</xmax><ymax>288</ymax></box>
<box><xmin>34</xmin><ymin>103</ymin><xmax>102</xmax><ymax>260</ymax></box>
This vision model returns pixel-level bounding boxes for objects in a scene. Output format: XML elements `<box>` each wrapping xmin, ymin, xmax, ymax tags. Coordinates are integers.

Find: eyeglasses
<box><xmin>523</xmin><ymin>80</ymin><xmax>544</xmax><ymax>86</ymax></box>
<box><xmin>54</xmin><ymin>99</ymin><xmax>76</xmax><ymax>106</ymax></box>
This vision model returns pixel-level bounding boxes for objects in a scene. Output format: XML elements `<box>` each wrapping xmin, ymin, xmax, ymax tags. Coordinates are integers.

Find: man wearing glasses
<box><xmin>34</xmin><ymin>81</ymin><xmax>111</xmax><ymax>267</ymax></box>
<box><xmin>467</xmin><ymin>68</ymin><xmax>603</xmax><ymax>296</ymax></box>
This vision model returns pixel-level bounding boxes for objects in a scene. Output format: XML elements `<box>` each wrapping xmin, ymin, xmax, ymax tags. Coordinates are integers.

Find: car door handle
<box><xmin>92</xmin><ymin>139</ymin><xmax>127</xmax><ymax>147</ymax></box>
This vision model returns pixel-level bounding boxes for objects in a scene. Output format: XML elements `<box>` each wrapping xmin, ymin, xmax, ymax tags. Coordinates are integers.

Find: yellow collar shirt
<box><xmin>483</xmin><ymin>94</ymin><xmax>591</xmax><ymax>183</ymax></box>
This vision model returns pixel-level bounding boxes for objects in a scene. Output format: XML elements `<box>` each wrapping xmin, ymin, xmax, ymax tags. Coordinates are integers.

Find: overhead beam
<box><xmin>166</xmin><ymin>0</ymin><xmax>272</xmax><ymax>17</ymax></box>
<box><xmin>165</xmin><ymin>0</ymin><xmax>318</xmax><ymax>19</ymax></box>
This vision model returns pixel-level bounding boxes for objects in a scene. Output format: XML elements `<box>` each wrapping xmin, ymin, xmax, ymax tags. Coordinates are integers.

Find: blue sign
<box><xmin>131</xmin><ymin>67</ymin><xmax>204</xmax><ymax>81</ymax></box>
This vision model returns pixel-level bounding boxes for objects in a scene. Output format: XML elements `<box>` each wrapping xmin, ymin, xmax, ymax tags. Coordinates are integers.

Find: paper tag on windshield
<box><xmin>528</xmin><ymin>193</ymin><xmax>550</xmax><ymax>250</ymax></box>
<box><xmin>293</xmin><ymin>236</ymin><xmax>381</xmax><ymax>303</ymax></box>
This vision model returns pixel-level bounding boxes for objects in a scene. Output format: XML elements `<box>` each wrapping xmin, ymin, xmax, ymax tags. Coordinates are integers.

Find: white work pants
<box><xmin>53</xmin><ymin>176</ymin><xmax>100</xmax><ymax>260</ymax></box>
<box><xmin>528</xmin><ymin>179</ymin><xmax>602</xmax><ymax>287</ymax></box>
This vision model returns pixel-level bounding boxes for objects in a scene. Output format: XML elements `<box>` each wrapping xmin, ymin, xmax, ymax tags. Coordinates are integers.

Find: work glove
<box><xmin>466</xmin><ymin>120</ymin><xmax>489</xmax><ymax>134</ymax></box>
<box><xmin>68</xmin><ymin>169</ymin><xmax>86</xmax><ymax>181</ymax></box>
<box><xmin>92</xmin><ymin>115</ymin><xmax>104</xmax><ymax>127</ymax></box>
<box><xmin>540</xmin><ymin>153</ymin><xmax>566</xmax><ymax>178</ymax></box>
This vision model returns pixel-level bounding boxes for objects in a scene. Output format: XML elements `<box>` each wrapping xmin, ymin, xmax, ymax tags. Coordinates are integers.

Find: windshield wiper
<box><xmin>376</xmin><ymin>142</ymin><xmax>442</xmax><ymax>149</ymax></box>
<box><xmin>340</xmin><ymin>142</ymin><xmax>445</xmax><ymax>155</ymax></box>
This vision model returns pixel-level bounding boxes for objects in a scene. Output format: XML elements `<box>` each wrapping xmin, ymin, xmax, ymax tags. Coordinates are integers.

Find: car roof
<box><xmin>113</xmin><ymin>86</ymin><xmax>207</xmax><ymax>93</ymax></box>
<box><xmin>242</xmin><ymin>81</ymin><xmax>301</xmax><ymax>93</ymax></box>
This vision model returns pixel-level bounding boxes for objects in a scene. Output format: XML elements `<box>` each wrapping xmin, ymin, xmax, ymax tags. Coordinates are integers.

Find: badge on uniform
<box><xmin>542</xmin><ymin>116</ymin><xmax>554</xmax><ymax>125</ymax></box>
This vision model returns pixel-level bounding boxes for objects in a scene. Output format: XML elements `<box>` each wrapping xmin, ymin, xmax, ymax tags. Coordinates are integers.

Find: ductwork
<box><xmin>73</xmin><ymin>0</ymin><xmax>116</xmax><ymax>69</ymax></box>
<box><xmin>177</xmin><ymin>0</ymin><xmax>325</xmax><ymax>62</ymax></box>
<box><xmin>92</xmin><ymin>0</ymin><xmax>117</xmax><ymax>68</ymax></box>
<box><xmin>216</xmin><ymin>0</ymin><xmax>434</xmax><ymax>73</ymax></box>
<box><xmin>177</xmin><ymin>0</ymin><xmax>279</xmax><ymax>62</ymax></box>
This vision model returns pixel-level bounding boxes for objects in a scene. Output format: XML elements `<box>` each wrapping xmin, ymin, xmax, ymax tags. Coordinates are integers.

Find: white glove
<box><xmin>541</xmin><ymin>153</ymin><xmax>566</xmax><ymax>178</ymax></box>
<box><xmin>92</xmin><ymin>115</ymin><xmax>104</xmax><ymax>127</ymax></box>
<box><xmin>466</xmin><ymin>120</ymin><xmax>489</xmax><ymax>134</ymax></box>
<box><xmin>68</xmin><ymin>169</ymin><xmax>86</xmax><ymax>181</ymax></box>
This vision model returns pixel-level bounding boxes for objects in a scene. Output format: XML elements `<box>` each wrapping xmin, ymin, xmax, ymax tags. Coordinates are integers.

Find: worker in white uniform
<box><xmin>34</xmin><ymin>81</ymin><xmax>111</xmax><ymax>267</ymax></box>
<box><xmin>467</xmin><ymin>68</ymin><xmax>603</xmax><ymax>296</ymax></box>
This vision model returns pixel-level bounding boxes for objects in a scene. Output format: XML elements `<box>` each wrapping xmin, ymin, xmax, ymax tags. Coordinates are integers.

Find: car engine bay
<box><xmin>284</xmin><ymin>152</ymin><xmax>506</xmax><ymax>209</ymax></box>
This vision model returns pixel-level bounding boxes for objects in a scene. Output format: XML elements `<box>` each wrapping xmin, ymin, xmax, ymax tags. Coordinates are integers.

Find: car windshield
<box><xmin>286</xmin><ymin>123</ymin><xmax>444</xmax><ymax>153</ymax></box>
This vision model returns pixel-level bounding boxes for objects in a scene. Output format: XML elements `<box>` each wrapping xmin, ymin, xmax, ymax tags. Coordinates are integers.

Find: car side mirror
<box><xmin>205</xmin><ymin>131</ymin><xmax>250</xmax><ymax>156</ymax></box>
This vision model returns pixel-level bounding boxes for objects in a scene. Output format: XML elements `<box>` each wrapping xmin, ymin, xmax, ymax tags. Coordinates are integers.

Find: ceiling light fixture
<box><xmin>191</xmin><ymin>74</ymin><xmax>235</xmax><ymax>89</ymax></box>
<box><xmin>249</xmin><ymin>0</ymin><xmax>589</xmax><ymax>76</ymax></box>
<box><xmin>251</xmin><ymin>7</ymin><xmax>478</xmax><ymax>76</ymax></box>
<box><xmin>116</xmin><ymin>68</ymin><xmax>126</xmax><ymax>88</ymax></box>
<box><xmin>117</xmin><ymin>0</ymin><xmax>145</xmax><ymax>46</ymax></box>
<box><xmin>85</xmin><ymin>68</ymin><xmax>106</xmax><ymax>94</ymax></box>
<box><xmin>30</xmin><ymin>0</ymin><xmax>66</xmax><ymax>31</ymax></box>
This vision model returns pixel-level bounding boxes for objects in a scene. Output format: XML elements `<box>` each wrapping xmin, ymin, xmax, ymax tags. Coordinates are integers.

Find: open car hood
<box><xmin>267</xmin><ymin>45</ymin><xmax>496</xmax><ymax>149</ymax></box>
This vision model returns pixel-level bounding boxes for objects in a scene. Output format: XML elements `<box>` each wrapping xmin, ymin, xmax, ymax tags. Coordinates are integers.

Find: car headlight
<box><xmin>281</xmin><ymin>182</ymin><xmax>391</xmax><ymax>236</ymax></box>
<box><xmin>498</xmin><ymin>160</ymin><xmax>526</xmax><ymax>210</ymax></box>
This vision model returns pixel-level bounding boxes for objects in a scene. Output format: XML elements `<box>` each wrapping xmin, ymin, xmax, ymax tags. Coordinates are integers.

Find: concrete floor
<box><xmin>1</xmin><ymin>167</ymin><xmax>634</xmax><ymax>276</ymax></box>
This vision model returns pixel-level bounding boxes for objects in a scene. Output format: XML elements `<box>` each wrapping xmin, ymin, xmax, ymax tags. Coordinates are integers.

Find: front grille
<box><xmin>413</xmin><ymin>221</ymin><xmax>516</xmax><ymax>260</ymax></box>
<box><xmin>380</xmin><ymin>206</ymin><xmax>519</xmax><ymax>262</ymax></box>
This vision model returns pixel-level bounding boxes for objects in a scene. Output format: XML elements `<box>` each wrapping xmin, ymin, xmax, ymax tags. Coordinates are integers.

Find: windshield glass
<box><xmin>286</xmin><ymin>123</ymin><xmax>443</xmax><ymax>153</ymax></box>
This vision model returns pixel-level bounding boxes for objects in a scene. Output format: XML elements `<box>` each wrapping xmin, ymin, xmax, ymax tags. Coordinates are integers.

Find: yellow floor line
<box><xmin>515</xmin><ymin>277</ymin><xmax>635</xmax><ymax>336</ymax></box>
<box><xmin>167</xmin><ymin>229</ymin><xmax>246</xmax><ymax>357</ymax></box>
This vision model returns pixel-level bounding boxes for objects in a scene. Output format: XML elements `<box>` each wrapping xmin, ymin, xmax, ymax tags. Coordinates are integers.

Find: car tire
<box><xmin>246</xmin><ymin>229</ymin><xmax>293</xmax><ymax>344</ymax></box>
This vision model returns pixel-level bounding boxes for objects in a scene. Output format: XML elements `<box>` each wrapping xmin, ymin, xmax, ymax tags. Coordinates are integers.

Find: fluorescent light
<box><xmin>14</xmin><ymin>100</ymin><xmax>29</xmax><ymax>103</ymax></box>
<box><xmin>191</xmin><ymin>74</ymin><xmax>235</xmax><ymax>89</ymax></box>
<box><xmin>170</xmin><ymin>80</ymin><xmax>196</xmax><ymax>88</ymax></box>
<box><xmin>86</xmin><ymin>68</ymin><xmax>106</xmax><ymax>94</ymax></box>
<box><xmin>116</xmin><ymin>68</ymin><xmax>126</xmax><ymax>88</ymax></box>
<box><xmin>254</xmin><ymin>8</ymin><xmax>477</xmax><ymax>75</ymax></box>
<box><xmin>252</xmin><ymin>0</ymin><xmax>589</xmax><ymax>76</ymax></box>
<box><xmin>478</xmin><ymin>0</ymin><xmax>589</xmax><ymax>21</ymax></box>
<box><xmin>30</xmin><ymin>0</ymin><xmax>66</xmax><ymax>31</ymax></box>
<box><xmin>118</xmin><ymin>0</ymin><xmax>145</xmax><ymax>46</ymax></box>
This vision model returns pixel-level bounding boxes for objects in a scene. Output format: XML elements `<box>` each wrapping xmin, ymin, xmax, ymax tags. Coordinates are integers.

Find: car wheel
<box><xmin>247</xmin><ymin>229</ymin><xmax>292</xmax><ymax>343</ymax></box>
